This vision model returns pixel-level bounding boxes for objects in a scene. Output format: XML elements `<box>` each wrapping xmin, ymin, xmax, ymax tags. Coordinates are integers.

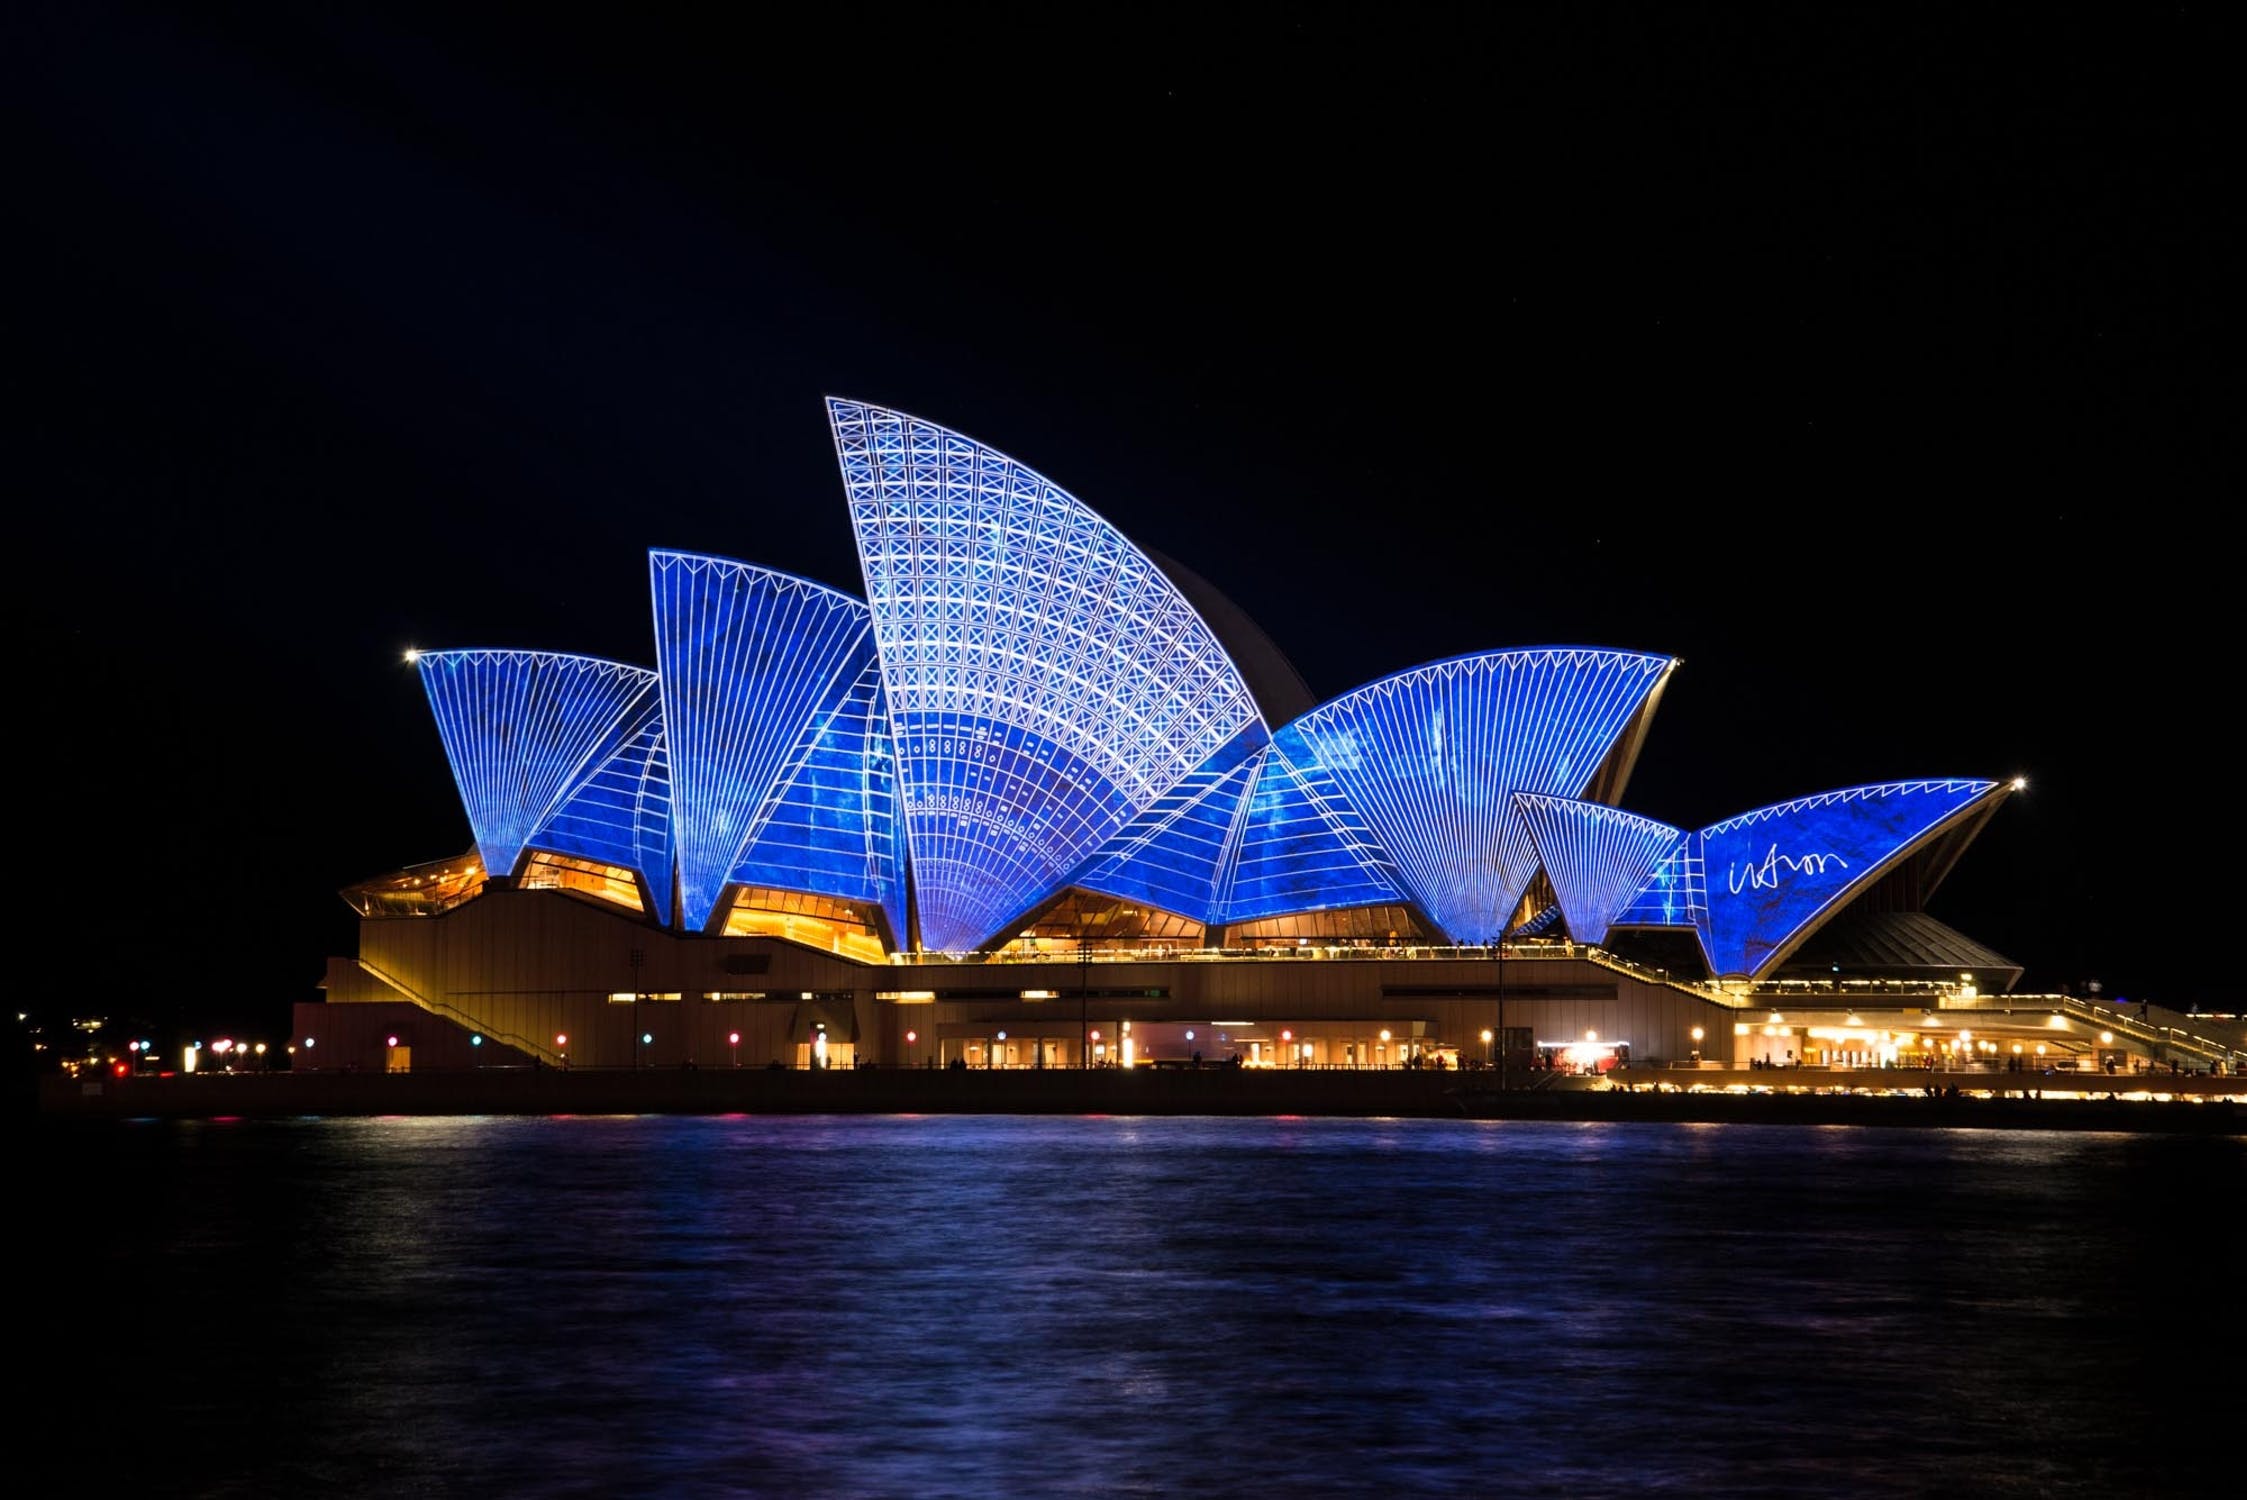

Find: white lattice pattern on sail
<box><xmin>1280</xmin><ymin>648</ymin><xmax>1674</xmax><ymax>942</ymax></box>
<box><xmin>1514</xmin><ymin>794</ymin><xmax>1683</xmax><ymax>945</ymax></box>
<box><xmin>416</xmin><ymin>650</ymin><xmax>662</xmax><ymax>884</ymax></box>
<box><xmin>1617</xmin><ymin>839</ymin><xmax>1706</xmax><ymax>929</ymax></box>
<box><xmin>651</xmin><ymin>551</ymin><xmax>888</xmax><ymax>933</ymax></box>
<box><xmin>533</xmin><ymin>701</ymin><xmax>674</xmax><ymax>926</ymax></box>
<box><xmin>829</xmin><ymin>399</ymin><xmax>1262</xmax><ymax>950</ymax></box>
<box><xmin>1701</xmin><ymin>779</ymin><xmax>1998</xmax><ymax>837</ymax></box>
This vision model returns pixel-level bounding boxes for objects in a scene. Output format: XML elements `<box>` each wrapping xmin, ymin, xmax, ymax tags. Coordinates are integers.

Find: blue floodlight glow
<box><xmin>726</xmin><ymin>646</ymin><xmax>908</xmax><ymax>945</ymax></box>
<box><xmin>1693</xmin><ymin>778</ymin><xmax>2007</xmax><ymax>979</ymax></box>
<box><xmin>397</xmin><ymin>402</ymin><xmax>2023</xmax><ymax>976</ymax></box>
<box><xmin>530</xmin><ymin>696</ymin><xmax>674</xmax><ymax>927</ymax></box>
<box><xmin>1275</xmin><ymin>649</ymin><xmax>1675</xmax><ymax>942</ymax></box>
<box><xmin>829</xmin><ymin>399</ymin><xmax>1262</xmax><ymax>951</ymax></box>
<box><xmin>1515</xmin><ymin>794</ymin><xmax>1683</xmax><ymax>944</ymax></box>
<box><xmin>1221</xmin><ymin>739</ymin><xmax>1408</xmax><ymax>921</ymax></box>
<box><xmin>651</xmin><ymin>551</ymin><xmax>906</xmax><ymax>937</ymax></box>
<box><xmin>416</xmin><ymin>650</ymin><xmax>664</xmax><ymax>885</ymax></box>
<box><xmin>1068</xmin><ymin>726</ymin><xmax>1413</xmax><ymax>926</ymax></box>
<box><xmin>1614</xmin><ymin>838</ymin><xmax>1705</xmax><ymax>930</ymax></box>
<box><xmin>1068</xmin><ymin>726</ymin><xmax>1264</xmax><ymax>924</ymax></box>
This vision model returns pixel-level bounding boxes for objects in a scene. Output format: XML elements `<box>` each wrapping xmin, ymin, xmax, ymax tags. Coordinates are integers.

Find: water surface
<box><xmin>25</xmin><ymin>1114</ymin><xmax>2244</xmax><ymax>1497</ymax></box>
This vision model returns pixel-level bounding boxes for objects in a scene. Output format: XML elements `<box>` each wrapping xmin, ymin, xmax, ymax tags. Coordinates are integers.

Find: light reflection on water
<box><xmin>26</xmin><ymin>1115</ymin><xmax>2244</xmax><ymax>1498</ymax></box>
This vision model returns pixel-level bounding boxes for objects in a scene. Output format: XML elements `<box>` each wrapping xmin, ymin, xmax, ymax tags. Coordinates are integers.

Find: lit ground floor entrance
<box><xmin>925</xmin><ymin>1020</ymin><xmax>1545</xmax><ymax>1070</ymax></box>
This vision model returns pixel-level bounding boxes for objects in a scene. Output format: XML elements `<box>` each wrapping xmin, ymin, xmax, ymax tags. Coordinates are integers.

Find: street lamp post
<box><xmin>1079</xmin><ymin>931</ymin><xmax>1091</xmax><ymax>1069</ymax></box>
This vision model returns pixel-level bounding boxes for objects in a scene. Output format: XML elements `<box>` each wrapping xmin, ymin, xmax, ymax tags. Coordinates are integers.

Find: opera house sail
<box><xmin>306</xmin><ymin>396</ymin><xmax>2074</xmax><ymax>1078</ymax></box>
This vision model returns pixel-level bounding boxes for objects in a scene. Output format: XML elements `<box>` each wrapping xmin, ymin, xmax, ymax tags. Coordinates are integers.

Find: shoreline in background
<box><xmin>30</xmin><ymin>1066</ymin><xmax>2247</xmax><ymax>1135</ymax></box>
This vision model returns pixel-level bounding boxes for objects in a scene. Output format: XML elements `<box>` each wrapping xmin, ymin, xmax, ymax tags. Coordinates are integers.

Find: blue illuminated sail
<box><xmin>729</xmin><ymin>647</ymin><xmax>908</xmax><ymax>945</ymax></box>
<box><xmin>651</xmin><ymin>551</ymin><xmax>905</xmax><ymax>936</ymax></box>
<box><xmin>1515</xmin><ymin>794</ymin><xmax>1682</xmax><ymax>945</ymax></box>
<box><xmin>1220</xmin><ymin>738</ymin><xmax>1409</xmax><ymax>921</ymax></box>
<box><xmin>830</xmin><ymin>398</ymin><xmax>1263</xmax><ymax>951</ymax></box>
<box><xmin>1276</xmin><ymin>648</ymin><xmax>1674</xmax><ymax>942</ymax></box>
<box><xmin>531</xmin><ymin>696</ymin><xmax>676</xmax><ymax>927</ymax></box>
<box><xmin>1068</xmin><ymin>726</ymin><xmax>1264</xmax><ymax>923</ymax></box>
<box><xmin>416</xmin><ymin>650</ymin><xmax>662</xmax><ymax>886</ymax></box>
<box><xmin>1613</xmin><ymin>838</ymin><xmax>1704</xmax><ymax>930</ymax></box>
<box><xmin>1696</xmin><ymin>778</ymin><xmax>2006</xmax><ymax>979</ymax></box>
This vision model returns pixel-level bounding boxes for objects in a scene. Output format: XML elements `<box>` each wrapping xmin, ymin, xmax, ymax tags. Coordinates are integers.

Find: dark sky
<box><xmin>7</xmin><ymin>4</ymin><xmax>2227</xmax><ymax>1038</ymax></box>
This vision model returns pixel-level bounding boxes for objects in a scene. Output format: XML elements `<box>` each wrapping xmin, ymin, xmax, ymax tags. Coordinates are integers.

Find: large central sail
<box><xmin>828</xmin><ymin>399</ymin><xmax>1262</xmax><ymax>951</ymax></box>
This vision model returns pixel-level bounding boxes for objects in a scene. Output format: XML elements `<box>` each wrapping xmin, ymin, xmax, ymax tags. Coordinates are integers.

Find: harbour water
<box><xmin>24</xmin><ymin>1114</ymin><xmax>2245</xmax><ymax>1497</ymax></box>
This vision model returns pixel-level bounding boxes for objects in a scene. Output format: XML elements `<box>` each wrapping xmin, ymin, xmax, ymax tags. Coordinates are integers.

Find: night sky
<box><xmin>8</xmin><ymin>5</ymin><xmax>2226</xmax><ymax>1040</ymax></box>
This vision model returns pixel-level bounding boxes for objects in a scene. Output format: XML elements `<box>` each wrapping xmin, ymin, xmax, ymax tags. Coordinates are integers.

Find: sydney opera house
<box><xmin>299</xmin><ymin>399</ymin><xmax>2081</xmax><ymax>1078</ymax></box>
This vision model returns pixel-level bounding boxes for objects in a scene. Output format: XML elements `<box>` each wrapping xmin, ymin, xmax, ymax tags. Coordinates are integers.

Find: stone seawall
<box><xmin>35</xmin><ymin>1067</ymin><xmax>2247</xmax><ymax>1134</ymax></box>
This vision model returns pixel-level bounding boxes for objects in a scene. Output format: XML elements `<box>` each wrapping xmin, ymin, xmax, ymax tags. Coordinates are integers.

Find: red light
<box><xmin>113</xmin><ymin>1062</ymin><xmax>129</xmax><ymax>1078</ymax></box>
<box><xmin>728</xmin><ymin>1032</ymin><xmax>740</xmax><ymax>1045</ymax></box>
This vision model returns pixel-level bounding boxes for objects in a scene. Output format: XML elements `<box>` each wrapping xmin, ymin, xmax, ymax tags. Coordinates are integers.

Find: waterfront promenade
<box><xmin>35</xmin><ymin>1064</ymin><xmax>2247</xmax><ymax>1133</ymax></box>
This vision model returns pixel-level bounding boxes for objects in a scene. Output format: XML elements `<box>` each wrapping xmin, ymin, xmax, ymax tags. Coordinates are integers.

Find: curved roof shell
<box><xmin>415</xmin><ymin>650</ymin><xmax>668</xmax><ymax>917</ymax></box>
<box><xmin>650</xmin><ymin>550</ymin><xmax>907</xmax><ymax>938</ymax></box>
<box><xmin>397</xmin><ymin>403</ymin><xmax>2017</xmax><ymax>969</ymax></box>
<box><xmin>1274</xmin><ymin>648</ymin><xmax>1676</xmax><ymax>942</ymax></box>
<box><xmin>828</xmin><ymin>398</ymin><xmax>1265</xmax><ymax>951</ymax></box>
<box><xmin>1609</xmin><ymin>777</ymin><xmax>2015</xmax><ymax>981</ymax></box>
<box><xmin>1515</xmin><ymin>794</ymin><xmax>1684</xmax><ymax>945</ymax></box>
